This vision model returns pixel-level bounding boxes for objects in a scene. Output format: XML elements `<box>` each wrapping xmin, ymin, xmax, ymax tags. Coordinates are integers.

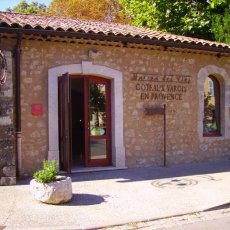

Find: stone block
<box><xmin>30</xmin><ymin>176</ymin><xmax>72</xmax><ymax>204</ymax></box>
<box><xmin>3</xmin><ymin>165</ymin><xmax>15</xmax><ymax>177</ymax></box>
<box><xmin>0</xmin><ymin>177</ymin><xmax>16</xmax><ymax>185</ymax></box>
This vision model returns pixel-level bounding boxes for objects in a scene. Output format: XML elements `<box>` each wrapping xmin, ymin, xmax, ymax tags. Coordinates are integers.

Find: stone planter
<box><xmin>30</xmin><ymin>176</ymin><xmax>72</xmax><ymax>204</ymax></box>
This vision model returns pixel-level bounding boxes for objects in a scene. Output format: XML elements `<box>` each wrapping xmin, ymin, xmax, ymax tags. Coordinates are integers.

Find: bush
<box><xmin>33</xmin><ymin>160</ymin><xmax>58</xmax><ymax>183</ymax></box>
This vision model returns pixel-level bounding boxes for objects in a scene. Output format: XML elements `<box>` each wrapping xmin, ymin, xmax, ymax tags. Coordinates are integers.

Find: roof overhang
<box><xmin>1</xmin><ymin>27</ymin><xmax>230</xmax><ymax>55</ymax></box>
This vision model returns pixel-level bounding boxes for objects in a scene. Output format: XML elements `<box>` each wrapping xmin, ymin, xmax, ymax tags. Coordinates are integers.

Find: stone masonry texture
<box><xmin>0</xmin><ymin>51</ymin><xmax>16</xmax><ymax>185</ymax></box>
<box><xmin>1</xmin><ymin>37</ymin><xmax>230</xmax><ymax>177</ymax></box>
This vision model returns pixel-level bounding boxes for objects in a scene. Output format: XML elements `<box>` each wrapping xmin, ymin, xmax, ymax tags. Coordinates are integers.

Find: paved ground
<box><xmin>0</xmin><ymin>160</ymin><xmax>230</xmax><ymax>229</ymax></box>
<box><xmin>104</xmin><ymin>205</ymin><xmax>230</xmax><ymax>229</ymax></box>
<box><xmin>165</xmin><ymin>215</ymin><xmax>230</xmax><ymax>230</ymax></box>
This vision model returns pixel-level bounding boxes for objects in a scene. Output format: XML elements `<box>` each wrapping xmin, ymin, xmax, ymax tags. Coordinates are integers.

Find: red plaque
<box><xmin>31</xmin><ymin>104</ymin><xmax>43</xmax><ymax>116</ymax></box>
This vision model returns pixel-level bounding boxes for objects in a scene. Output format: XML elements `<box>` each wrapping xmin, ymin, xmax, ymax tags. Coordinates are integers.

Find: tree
<box><xmin>120</xmin><ymin>0</ymin><xmax>213</xmax><ymax>40</ymax></box>
<box><xmin>119</xmin><ymin>0</ymin><xmax>157</xmax><ymax>28</ymax></box>
<box><xmin>47</xmin><ymin>0</ymin><xmax>129</xmax><ymax>23</ymax></box>
<box><xmin>154</xmin><ymin>0</ymin><xmax>212</xmax><ymax>40</ymax></box>
<box><xmin>210</xmin><ymin>0</ymin><xmax>230</xmax><ymax>44</ymax></box>
<box><xmin>119</xmin><ymin>0</ymin><xmax>230</xmax><ymax>43</ymax></box>
<box><xmin>6</xmin><ymin>0</ymin><xmax>47</xmax><ymax>14</ymax></box>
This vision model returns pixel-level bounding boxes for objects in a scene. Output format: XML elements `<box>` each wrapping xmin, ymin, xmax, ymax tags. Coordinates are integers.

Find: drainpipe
<box><xmin>15</xmin><ymin>32</ymin><xmax>22</xmax><ymax>177</ymax></box>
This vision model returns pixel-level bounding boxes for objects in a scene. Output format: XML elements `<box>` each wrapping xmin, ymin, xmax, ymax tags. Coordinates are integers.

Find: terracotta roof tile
<box><xmin>0</xmin><ymin>11</ymin><xmax>230</xmax><ymax>51</ymax></box>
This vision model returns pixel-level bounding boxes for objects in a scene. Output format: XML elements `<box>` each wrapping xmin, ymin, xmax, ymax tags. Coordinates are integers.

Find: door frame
<box><xmin>48</xmin><ymin>61</ymin><xmax>126</xmax><ymax>169</ymax></box>
<box><xmin>59</xmin><ymin>75</ymin><xmax>112</xmax><ymax>170</ymax></box>
<box><xmin>84</xmin><ymin>76</ymin><xmax>112</xmax><ymax>167</ymax></box>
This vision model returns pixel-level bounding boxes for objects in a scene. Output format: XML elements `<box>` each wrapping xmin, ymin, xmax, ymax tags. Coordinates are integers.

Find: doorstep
<box><xmin>60</xmin><ymin>166</ymin><xmax>127</xmax><ymax>174</ymax></box>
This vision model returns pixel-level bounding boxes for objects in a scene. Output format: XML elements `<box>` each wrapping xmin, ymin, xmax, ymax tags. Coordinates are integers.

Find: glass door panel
<box><xmin>89</xmin><ymin>83</ymin><xmax>106</xmax><ymax>138</ymax></box>
<box><xmin>90</xmin><ymin>140</ymin><xmax>106</xmax><ymax>159</ymax></box>
<box><xmin>85</xmin><ymin>77</ymin><xmax>111</xmax><ymax>166</ymax></box>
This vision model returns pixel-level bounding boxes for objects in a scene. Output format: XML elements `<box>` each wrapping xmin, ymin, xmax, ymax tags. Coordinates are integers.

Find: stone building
<box><xmin>0</xmin><ymin>12</ymin><xmax>230</xmax><ymax>185</ymax></box>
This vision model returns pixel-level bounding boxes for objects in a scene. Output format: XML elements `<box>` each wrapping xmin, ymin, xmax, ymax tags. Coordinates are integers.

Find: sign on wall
<box><xmin>0</xmin><ymin>50</ymin><xmax>7</xmax><ymax>86</ymax></box>
<box><xmin>131</xmin><ymin>73</ymin><xmax>191</xmax><ymax>101</ymax></box>
<box><xmin>31</xmin><ymin>104</ymin><xmax>44</xmax><ymax>116</ymax></box>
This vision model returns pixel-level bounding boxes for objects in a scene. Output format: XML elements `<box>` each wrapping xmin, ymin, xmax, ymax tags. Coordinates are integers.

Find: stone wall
<box><xmin>123</xmin><ymin>56</ymin><xmax>230</xmax><ymax>167</ymax></box>
<box><xmin>0</xmin><ymin>51</ymin><xmax>16</xmax><ymax>185</ymax></box>
<box><xmin>2</xmin><ymin>37</ymin><xmax>230</xmax><ymax>176</ymax></box>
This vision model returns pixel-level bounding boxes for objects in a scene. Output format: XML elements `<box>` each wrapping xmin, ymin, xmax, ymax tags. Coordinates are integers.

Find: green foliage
<box><xmin>155</xmin><ymin>0</ymin><xmax>211</xmax><ymax>39</ymax></box>
<box><xmin>6</xmin><ymin>0</ymin><xmax>47</xmax><ymax>14</ymax></box>
<box><xmin>33</xmin><ymin>160</ymin><xmax>58</xmax><ymax>183</ymax></box>
<box><xmin>210</xmin><ymin>0</ymin><xmax>230</xmax><ymax>44</ymax></box>
<box><xmin>119</xmin><ymin>0</ymin><xmax>230</xmax><ymax>43</ymax></box>
<box><xmin>120</xmin><ymin>0</ymin><xmax>213</xmax><ymax>40</ymax></box>
<box><xmin>119</xmin><ymin>0</ymin><xmax>157</xmax><ymax>28</ymax></box>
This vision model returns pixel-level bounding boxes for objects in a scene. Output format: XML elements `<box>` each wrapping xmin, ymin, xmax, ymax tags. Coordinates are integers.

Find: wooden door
<box><xmin>85</xmin><ymin>77</ymin><xmax>111</xmax><ymax>166</ymax></box>
<box><xmin>58</xmin><ymin>73</ymin><xmax>72</xmax><ymax>173</ymax></box>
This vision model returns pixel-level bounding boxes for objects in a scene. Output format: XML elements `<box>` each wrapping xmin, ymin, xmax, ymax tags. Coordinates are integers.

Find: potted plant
<box><xmin>30</xmin><ymin>160</ymin><xmax>72</xmax><ymax>204</ymax></box>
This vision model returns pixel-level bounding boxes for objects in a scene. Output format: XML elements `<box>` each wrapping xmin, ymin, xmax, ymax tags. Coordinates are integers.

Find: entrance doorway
<box><xmin>58</xmin><ymin>74</ymin><xmax>112</xmax><ymax>172</ymax></box>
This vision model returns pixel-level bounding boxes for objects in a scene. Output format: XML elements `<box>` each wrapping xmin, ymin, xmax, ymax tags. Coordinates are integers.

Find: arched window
<box><xmin>203</xmin><ymin>75</ymin><xmax>221</xmax><ymax>136</ymax></box>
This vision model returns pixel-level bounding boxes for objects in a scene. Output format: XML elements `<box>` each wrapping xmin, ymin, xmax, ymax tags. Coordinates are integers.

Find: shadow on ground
<box><xmin>204</xmin><ymin>202</ymin><xmax>230</xmax><ymax>212</ymax></box>
<box><xmin>17</xmin><ymin>160</ymin><xmax>230</xmax><ymax>186</ymax></box>
<box><xmin>71</xmin><ymin>160</ymin><xmax>230</xmax><ymax>183</ymax></box>
<box><xmin>60</xmin><ymin>193</ymin><xmax>107</xmax><ymax>206</ymax></box>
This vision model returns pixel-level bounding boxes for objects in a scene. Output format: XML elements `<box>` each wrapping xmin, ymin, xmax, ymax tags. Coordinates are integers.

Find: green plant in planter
<box><xmin>33</xmin><ymin>160</ymin><xmax>58</xmax><ymax>183</ymax></box>
<box><xmin>31</xmin><ymin>160</ymin><xmax>72</xmax><ymax>204</ymax></box>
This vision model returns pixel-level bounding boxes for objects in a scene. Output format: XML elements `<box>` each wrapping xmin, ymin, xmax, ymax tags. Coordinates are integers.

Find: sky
<box><xmin>0</xmin><ymin>0</ymin><xmax>52</xmax><ymax>11</ymax></box>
